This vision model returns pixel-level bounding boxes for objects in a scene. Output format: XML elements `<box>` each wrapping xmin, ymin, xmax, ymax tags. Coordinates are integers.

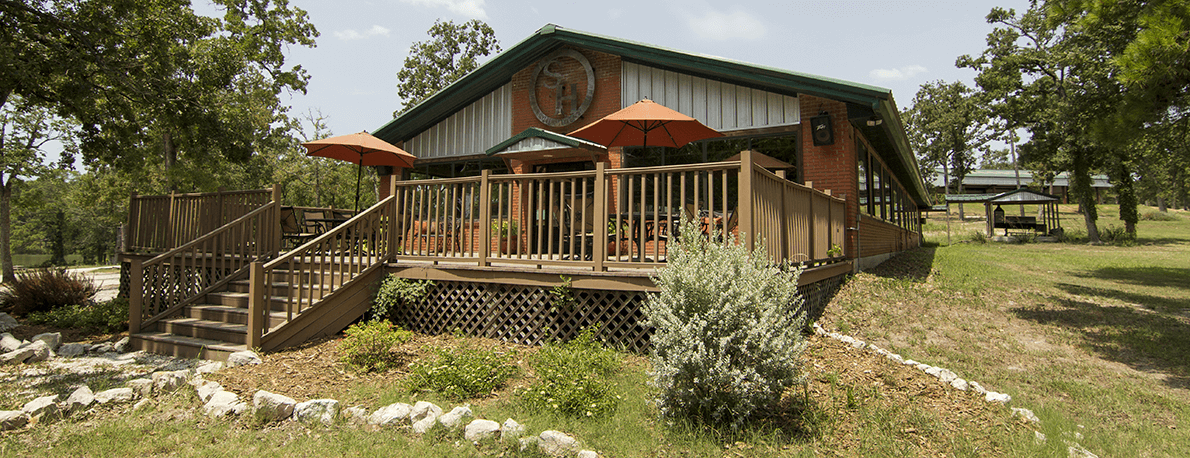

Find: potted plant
<box><xmin>492</xmin><ymin>220</ymin><xmax>519</xmax><ymax>254</ymax></box>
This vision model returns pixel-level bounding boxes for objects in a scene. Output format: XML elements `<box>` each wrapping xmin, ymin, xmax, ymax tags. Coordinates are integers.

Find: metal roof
<box><xmin>931</xmin><ymin>169</ymin><xmax>1111</xmax><ymax>188</ymax></box>
<box><xmin>485</xmin><ymin>127</ymin><xmax>606</xmax><ymax>156</ymax></box>
<box><xmin>944</xmin><ymin>188</ymin><xmax>1061</xmax><ymax>204</ymax></box>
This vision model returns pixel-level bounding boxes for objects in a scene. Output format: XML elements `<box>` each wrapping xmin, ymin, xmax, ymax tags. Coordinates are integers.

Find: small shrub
<box><xmin>549</xmin><ymin>275</ymin><xmax>577</xmax><ymax>312</ymax></box>
<box><xmin>405</xmin><ymin>346</ymin><xmax>518</xmax><ymax>400</ymax></box>
<box><xmin>339</xmin><ymin>320</ymin><xmax>414</xmax><ymax>373</ymax></box>
<box><xmin>372</xmin><ymin>275</ymin><xmax>434</xmax><ymax>321</ymax></box>
<box><xmin>1060</xmin><ymin>228</ymin><xmax>1087</xmax><ymax>243</ymax></box>
<box><xmin>0</xmin><ymin>268</ymin><xmax>99</xmax><ymax>316</ymax></box>
<box><xmin>644</xmin><ymin>218</ymin><xmax>808</xmax><ymax>429</ymax></box>
<box><xmin>966</xmin><ymin>231</ymin><xmax>988</xmax><ymax>244</ymax></box>
<box><xmin>25</xmin><ymin>297</ymin><xmax>129</xmax><ymax>333</ymax></box>
<box><xmin>1099</xmin><ymin>225</ymin><xmax>1136</xmax><ymax>246</ymax></box>
<box><xmin>1140</xmin><ymin>211</ymin><xmax>1179</xmax><ymax>222</ymax></box>
<box><xmin>519</xmin><ymin>327</ymin><xmax>621</xmax><ymax>418</ymax></box>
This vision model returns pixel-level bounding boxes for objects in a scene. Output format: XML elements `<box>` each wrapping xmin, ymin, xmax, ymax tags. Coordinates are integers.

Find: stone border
<box><xmin>811</xmin><ymin>323</ymin><xmax>1098</xmax><ymax>458</ymax></box>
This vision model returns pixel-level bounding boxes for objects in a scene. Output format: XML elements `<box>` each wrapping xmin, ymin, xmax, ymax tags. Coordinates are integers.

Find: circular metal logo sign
<box><xmin>529</xmin><ymin>49</ymin><xmax>596</xmax><ymax>127</ymax></box>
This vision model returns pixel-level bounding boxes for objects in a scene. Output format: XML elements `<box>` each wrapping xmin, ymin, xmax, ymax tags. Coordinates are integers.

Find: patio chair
<box><xmin>302</xmin><ymin>210</ymin><xmax>328</xmax><ymax>234</ymax></box>
<box><xmin>280</xmin><ymin>207</ymin><xmax>318</xmax><ymax>249</ymax></box>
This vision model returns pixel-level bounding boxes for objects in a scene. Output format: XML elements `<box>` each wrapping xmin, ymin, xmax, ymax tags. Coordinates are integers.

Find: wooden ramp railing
<box><xmin>128</xmin><ymin>190</ymin><xmax>281</xmax><ymax>333</ymax></box>
<box><xmin>249</xmin><ymin>194</ymin><xmax>397</xmax><ymax>350</ymax></box>
<box><xmin>126</xmin><ymin>188</ymin><xmax>273</xmax><ymax>253</ymax></box>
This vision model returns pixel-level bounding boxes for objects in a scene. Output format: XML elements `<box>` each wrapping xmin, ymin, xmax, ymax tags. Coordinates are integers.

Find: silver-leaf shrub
<box><xmin>644</xmin><ymin>218</ymin><xmax>807</xmax><ymax>428</ymax></box>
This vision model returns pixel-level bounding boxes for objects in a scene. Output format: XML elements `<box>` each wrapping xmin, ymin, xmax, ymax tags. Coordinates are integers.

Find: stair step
<box><xmin>185</xmin><ymin>304</ymin><xmax>288</xmax><ymax>327</ymax></box>
<box><xmin>206</xmin><ymin>291</ymin><xmax>328</xmax><ymax>311</ymax></box>
<box><xmin>153</xmin><ymin>317</ymin><xmax>248</xmax><ymax>344</ymax></box>
<box><xmin>129</xmin><ymin>332</ymin><xmax>247</xmax><ymax>362</ymax></box>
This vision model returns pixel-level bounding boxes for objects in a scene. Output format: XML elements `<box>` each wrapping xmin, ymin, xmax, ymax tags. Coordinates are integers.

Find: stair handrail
<box><xmin>128</xmin><ymin>194</ymin><xmax>281</xmax><ymax>334</ymax></box>
<box><xmin>247</xmin><ymin>194</ymin><xmax>396</xmax><ymax>349</ymax></box>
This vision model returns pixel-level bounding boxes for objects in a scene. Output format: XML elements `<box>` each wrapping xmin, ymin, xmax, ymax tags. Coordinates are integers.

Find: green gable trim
<box><xmin>485</xmin><ymin>127</ymin><xmax>606</xmax><ymax>155</ymax></box>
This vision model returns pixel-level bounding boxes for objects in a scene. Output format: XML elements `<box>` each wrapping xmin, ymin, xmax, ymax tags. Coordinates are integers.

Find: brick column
<box><xmin>799</xmin><ymin>95</ymin><xmax>859</xmax><ymax>258</ymax></box>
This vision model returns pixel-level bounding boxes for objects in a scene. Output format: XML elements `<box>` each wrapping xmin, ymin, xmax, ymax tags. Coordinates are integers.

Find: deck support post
<box><xmin>478</xmin><ymin>170</ymin><xmax>492</xmax><ymax>267</ymax></box>
<box><xmin>271</xmin><ymin>186</ymin><xmax>282</xmax><ymax>256</ymax></box>
<box><xmin>593</xmin><ymin>162</ymin><xmax>607</xmax><ymax>272</ymax></box>
<box><xmin>128</xmin><ymin>258</ymin><xmax>143</xmax><ymax>334</ymax></box>
<box><xmin>738</xmin><ymin>150</ymin><xmax>754</xmax><ymax>250</ymax></box>
<box><xmin>247</xmin><ymin>261</ymin><xmax>265</xmax><ymax>350</ymax></box>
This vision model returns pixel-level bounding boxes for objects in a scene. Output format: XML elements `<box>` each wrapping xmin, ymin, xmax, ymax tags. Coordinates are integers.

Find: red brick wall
<box><xmin>799</xmin><ymin>95</ymin><xmax>859</xmax><ymax>257</ymax></box>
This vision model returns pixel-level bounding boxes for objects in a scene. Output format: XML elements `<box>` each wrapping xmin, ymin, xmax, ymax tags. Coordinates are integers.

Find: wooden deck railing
<box><xmin>126</xmin><ymin>188</ymin><xmax>273</xmax><ymax>253</ymax></box>
<box><xmin>127</xmin><ymin>189</ymin><xmax>281</xmax><ymax>333</ymax></box>
<box><xmin>390</xmin><ymin>151</ymin><xmax>848</xmax><ymax>270</ymax></box>
<box><xmin>248</xmin><ymin>194</ymin><xmax>396</xmax><ymax>348</ymax></box>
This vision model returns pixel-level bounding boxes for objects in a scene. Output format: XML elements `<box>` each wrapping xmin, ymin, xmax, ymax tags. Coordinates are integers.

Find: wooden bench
<box><xmin>994</xmin><ymin>215</ymin><xmax>1046</xmax><ymax>234</ymax></box>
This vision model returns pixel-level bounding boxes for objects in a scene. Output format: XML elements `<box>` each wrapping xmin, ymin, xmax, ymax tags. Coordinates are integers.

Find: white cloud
<box><xmin>869</xmin><ymin>65</ymin><xmax>929</xmax><ymax>81</ymax></box>
<box><xmin>400</xmin><ymin>0</ymin><xmax>488</xmax><ymax>20</ymax></box>
<box><xmin>333</xmin><ymin>25</ymin><xmax>391</xmax><ymax>41</ymax></box>
<box><xmin>681</xmin><ymin>7</ymin><xmax>767</xmax><ymax>41</ymax></box>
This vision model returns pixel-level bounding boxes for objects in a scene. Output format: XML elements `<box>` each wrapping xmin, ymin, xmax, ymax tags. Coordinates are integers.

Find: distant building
<box><xmin>930</xmin><ymin>168</ymin><xmax>1111</xmax><ymax>203</ymax></box>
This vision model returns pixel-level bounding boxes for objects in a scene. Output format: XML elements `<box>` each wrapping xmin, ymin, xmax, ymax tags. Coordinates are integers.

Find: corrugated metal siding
<box><xmin>501</xmin><ymin>137</ymin><xmax>571</xmax><ymax>154</ymax></box>
<box><xmin>621</xmin><ymin>62</ymin><xmax>799</xmax><ymax>131</ymax></box>
<box><xmin>405</xmin><ymin>84</ymin><xmax>513</xmax><ymax>159</ymax></box>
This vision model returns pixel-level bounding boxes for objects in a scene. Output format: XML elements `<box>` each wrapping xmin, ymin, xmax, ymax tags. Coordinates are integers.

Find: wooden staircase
<box><xmin>130</xmin><ymin>275</ymin><xmax>290</xmax><ymax>361</ymax></box>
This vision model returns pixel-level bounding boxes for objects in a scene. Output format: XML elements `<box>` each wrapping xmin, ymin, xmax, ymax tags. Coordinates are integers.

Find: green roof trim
<box><xmin>485</xmin><ymin>127</ymin><xmax>606</xmax><ymax>155</ymax></box>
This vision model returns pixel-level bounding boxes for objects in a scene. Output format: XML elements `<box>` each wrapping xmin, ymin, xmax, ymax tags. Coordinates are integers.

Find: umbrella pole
<box><xmin>355</xmin><ymin>157</ymin><xmax>363</xmax><ymax>214</ymax></box>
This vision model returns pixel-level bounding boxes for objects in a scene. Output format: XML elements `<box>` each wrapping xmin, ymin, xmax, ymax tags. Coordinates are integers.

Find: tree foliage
<box><xmin>395</xmin><ymin>19</ymin><xmax>500</xmax><ymax>115</ymax></box>
<box><xmin>903</xmin><ymin>81</ymin><xmax>994</xmax><ymax>195</ymax></box>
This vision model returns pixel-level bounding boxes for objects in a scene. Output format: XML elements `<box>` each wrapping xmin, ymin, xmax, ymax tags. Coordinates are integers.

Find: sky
<box><xmin>270</xmin><ymin>0</ymin><xmax>1033</xmax><ymax>139</ymax></box>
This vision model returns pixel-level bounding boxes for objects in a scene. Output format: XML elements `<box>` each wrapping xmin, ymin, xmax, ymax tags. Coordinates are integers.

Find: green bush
<box><xmin>519</xmin><ymin>328</ymin><xmax>621</xmax><ymax>418</ymax></box>
<box><xmin>339</xmin><ymin>320</ymin><xmax>414</xmax><ymax>373</ymax></box>
<box><xmin>25</xmin><ymin>297</ymin><xmax>128</xmax><ymax>333</ymax></box>
<box><xmin>644</xmin><ymin>218</ymin><xmax>808</xmax><ymax>429</ymax></box>
<box><xmin>0</xmin><ymin>268</ymin><xmax>99</xmax><ymax>316</ymax></box>
<box><xmin>1140</xmin><ymin>211</ymin><xmax>1180</xmax><ymax>221</ymax></box>
<box><xmin>405</xmin><ymin>346</ymin><xmax>518</xmax><ymax>400</ymax></box>
<box><xmin>966</xmin><ymin>230</ymin><xmax>988</xmax><ymax>244</ymax></box>
<box><xmin>372</xmin><ymin>275</ymin><xmax>434</xmax><ymax>321</ymax></box>
<box><xmin>1099</xmin><ymin>225</ymin><xmax>1137</xmax><ymax>246</ymax></box>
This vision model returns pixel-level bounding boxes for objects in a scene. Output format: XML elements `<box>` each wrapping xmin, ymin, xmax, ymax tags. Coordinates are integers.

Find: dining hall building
<box><xmin>121</xmin><ymin>24</ymin><xmax>929</xmax><ymax>359</ymax></box>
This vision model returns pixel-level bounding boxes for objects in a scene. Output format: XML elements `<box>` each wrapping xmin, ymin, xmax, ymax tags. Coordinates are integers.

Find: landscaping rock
<box><xmin>0</xmin><ymin>313</ymin><xmax>19</xmax><ymax>332</ymax></box>
<box><xmin>500</xmin><ymin>418</ymin><xmax>525</xmax><ymax>439</ymax></box>
<box><xmin>1034</xmin><ymin>431</ymin><xmax>1047</xmax><ymax>445</ymax></box>
<box><xmin>113</xmin><ymin>337</ymin><xmax>131</xmax><ymax>353</ymax></box>
<box><xmin>936</xmin><ymin>369</ymin><xmax>958</xmax><ymax>383</ymax></box>
<box><xmin>439</xmin><ymin>405</ymin><xmax>473</xmax><ymax>428</ymax></box>
<box><xmin>464</xmin><ymin>419</ymin><xmax>501</xmax><ymax>441</ymax></box>
<box><xmin>196</xmin><ymin>361</ymin><xmax>224</xmax><ymax>374</ymax></box>
<box><xmin>253</xmin><ymin>390</ymin><xmax>296</xmax><ymax>423</ymax></box>
<box><xmin>204</xmin><ymin>391</ymin><xmax>247</xmax><ymax>417</ymax></box>
<box><xmin>22</xmin><ymin>395</ymin><xmax>60</xmax><ymax>419</ymax></box>
<box><xmin>31</xmin><ymin>332</ymin><xmax>62</xmax><ymax>352</ymax></box>
<box><xmin>196</xmin><ymin>381</ymin><xmax>224</xmax><ymax>403</ymax></box>
<box><xmin>343</xmin><ymin>406</ymin><xmax>368</xmax><ymax>425</ymax></box>
<box><xmin>578</xmin><ymin>450</ymin><xmax>599</xmax><ymax>458</ymax></box>
<box><xmin>950</xmin><ymin>378</ymin><xmax>969</xmax><ymax>391</ymax></box>
<box><xmin>66</xmin><ymin>385</ymin><xmax>95</xmax><ymax>413</ymax></box>
<box><xmin>538</xmin><ymin>430</ymin><xmax>580</xmax><ymax>457</ymax></box>
<box><xmin>90</xmin><ymin>342</ymin><xmax>114</xmax><ymax>354</ymax></box>
<box><xmin>0</xmin><ymin>410</ymin><xmax>29</xmax><ymax>431</ymax></box>
<box><xmin>57</xmin><ymin>343</ymin><xmax>87</xmax><ymax>357</ymax></box>
<box><xmin>902</xmin><ymin>359</ymin><xmax>918</xmax><ymax>366</ymax></box>
<box><xmin>127</xmin><ymin>378</ymin><xmax>153</xmax><ymax>398</ymax></box>
<box><xmin>985</xmin><ymin>391</ymin><xmax>1011</xmax><ymax>404</ymax></box>
<box><xmin>25</xmin><ymin>340</ymin><xmax>52</xmax><ymax>363</ymax></box>
<box><xmin>95</xmin><ymin>388</ymin><xmax>135</xmax><ymax>404</ymax></box>
<box><xmin>1</xmin><ymin>346</ymin><xmax>35</xmax><ymax>365</ymax></box>
<box><xmin>1068</xmin><ymin>444</ymin><xmax>1099</xmax><ymax>458</ymax></box>
<box><xmin>294</xmin><ymin>399</ymin><xmax>339</xmax><ymax>425</ymax></box>
<box><xmin>368</xmin><ymin>402</ymin><xmax>412</xmax><ymax>426</ymax></box>
<box><xmin>227</xmin><ymin>350</ymin><xmax>262</xmax><ymax>367</ymax></box>
<box><xmin>409</xmin><ymin>401</ymin><xmax>442</xmax><ymax>423</ymax></box>
<box><xmin>411</xmin><ymin>415</ymin><xmax>436</xmax><ymax>434</ymax></box>
<box><xmin>133</xmin><ymin>399</ymin><xmax>150</xmax><ymax>411</ymax></box>
<box><xmin>151</xmin><ymin>370</ymin><xmax>188</xmax><ymax>392</ymax></box>
<box><xmin>0</xmin><ymin>332</ymin><xmax>22</xmax><ymax>352</ymax></box>
<box><xmin>1012</xmin><ymin>407</ymin><xmax>1040</xmax><ymax>423</ymax></box>
<box><xmin>969</xmin><ymin>381</ymin><xmax>987</xmax><ymax>394</ymax></box>
<box><xmin>518</xmin><ymin>436</ymin><xmax>540</xmax><ymax>451</ymax></box>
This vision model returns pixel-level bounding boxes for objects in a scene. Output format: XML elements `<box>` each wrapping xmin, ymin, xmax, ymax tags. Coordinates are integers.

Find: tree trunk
<box><xmin>0</xmin><ymin>179</ymin><xmax>14</xmax><ymax>283</ymax></box>
<box><xmin>163</xmin><ymin>131</ymin><xmax>178</xmax><ymax>192</ymax></box>
<box><xmin>1072</xmin><ymin>152</ymin><xmax>1100</xmax><ymax>243</ymax></box>
<box><xmin>1113</xmin><ymin>160</ymin><xmax>1138</xmax><ymax>236</ymax></box>
<box><xmin>1157</xmin><ymin>196</ymin><xmax>1167</xmax><ymax>212</ymax></box>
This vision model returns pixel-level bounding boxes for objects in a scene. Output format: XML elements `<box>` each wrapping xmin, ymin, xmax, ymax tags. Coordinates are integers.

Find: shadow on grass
<box><xmin>1073</xmin><ymin>266</ymin><xmax>1190</xmax><ymax>291</ymax></box>
<box><xmin>868</xmin><ymin>247</ymin><xmax>936</xmax><ymax>283</ymax></box>
<box><xmin>1011</xmin><ymin>296</ymin><xmax>1190</xmax><ymax>390</ymax></box>
<box><xmin>1132</xmin><ymin>236</ymin><xmax>1190</xmax><ymax>246</ymax></box>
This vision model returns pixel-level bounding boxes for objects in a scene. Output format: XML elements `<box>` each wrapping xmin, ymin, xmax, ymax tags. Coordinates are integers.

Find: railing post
<box><xmin>738</xmin><ymin>150</ymin><xmax>754</xmax><ymax>250</ymax></box>
<box><xmin>478</xmin><ymin>170</ymin><xmax>492</xmax><ymax>267</ymax></box>
<box><xmin>167</xmin><ymin>190</ymin><xmax>177</xmax><ymax>250</ymax></box>
<box><xmin>593</xmin><ymin>163</ymin><xmax>608</xmax><ymax>272</ymax></box>
<box><xmin>246</xmin><ymin>261</ymin><xmax>264</xmax><ymax>350</ymax></box>
<box><xmin>126</xmin><ymin>191</ymin><xmax>138</xmax><ymax>252</ymax></box>
<box><xmin>388</xmin><ymin>176</ymin><xmax>399</xmax><ymax>261</ymax></box>
<box><xmin>128</xmin><ymin>258</ymin><xmax>143</xmax><ymax>334</ymax></box>
<box><xmin>271</xmin><ymin>186</ymin><xmax>282</xmax><ymax>256</ymax></box>
<box><xmin>809</xmin><ymin>192</ymin><xmax>817</xmax><ymax>260</ymax></box>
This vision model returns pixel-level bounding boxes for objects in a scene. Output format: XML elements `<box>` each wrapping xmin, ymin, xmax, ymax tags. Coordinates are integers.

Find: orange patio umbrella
<box><xmin>568</xmin><ymin>99</ymin><xmax>723</xmax><ymax>149</ymax></box>
<box><xmin>302</xmin><ymin>131</ymin><xmax>417</xmax><ymax>213</ymax></box>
